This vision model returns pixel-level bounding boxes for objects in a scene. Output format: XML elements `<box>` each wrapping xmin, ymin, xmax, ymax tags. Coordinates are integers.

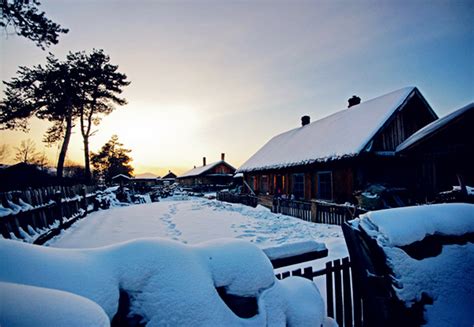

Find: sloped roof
<box><xmin>238</xmin><ymin>87</ymin><xmax>418</xmax><ymax>172</ymax></box>
<box><xmin>162</xmin><ymin>171</ymin><xmax>177</xmax><ymax>179</ymax></box>
<box><xmin>112</xmin><ymin>174</ymin><xmax>131</xmax><ymax>180</ymax></box>
<box><xmin>397</xmin><ymin>102</ymin><xmax>474</xmax><ymax>153</ymax></box>
<box><xmin>178</xmin><ymin>161</ymin><xmax>236</xmax><ymax>178</ymax></box>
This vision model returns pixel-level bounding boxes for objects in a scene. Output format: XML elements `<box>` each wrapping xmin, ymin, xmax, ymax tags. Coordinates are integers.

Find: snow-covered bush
<box><xmin>0</xmin><ymin>237</ymin><xmax>334</xmax><ymax>326</ymax></box>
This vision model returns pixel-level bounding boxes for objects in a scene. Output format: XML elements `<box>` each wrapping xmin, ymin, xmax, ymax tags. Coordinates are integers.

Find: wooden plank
<box><xmin>326</xmin><ymin>261</ymin><xmax>334</xmax><ymax>318</ymax></box>
<box><xmin>343</xmin><ymin>257</ymin><xmax>353</xmax><ymax>327</ymax></box>
<box><xmin>334</xmin><ymin>259</ymin><xmax>343</xmax><ymax>326</ymax></box>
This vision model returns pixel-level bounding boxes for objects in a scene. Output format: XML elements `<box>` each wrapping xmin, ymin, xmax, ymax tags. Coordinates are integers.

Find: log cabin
<box><xmin>237</xmin><ymin>87</ymin><xmax>438</xmax><ymax>207</ymax></box>
<box><xmin>177</xmin><ymin>154</ymin><xmax>236</xmax><ymax>190</ymax></box>
<box><xmin>396</xmin><ymin>102</ymin><xmax>474</xmax><ymax>201</ymax></box>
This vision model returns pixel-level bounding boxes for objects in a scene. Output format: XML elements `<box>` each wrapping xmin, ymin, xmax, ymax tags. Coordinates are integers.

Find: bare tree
<box><xmin>0</xmin><ymin>144</ymin><xmax>10</xmax><ymax>162</ymax></box>
<box><xmin>14</xmin><ymin>138</ymin><xmax>39</xmax><ymax>164</ymax></box>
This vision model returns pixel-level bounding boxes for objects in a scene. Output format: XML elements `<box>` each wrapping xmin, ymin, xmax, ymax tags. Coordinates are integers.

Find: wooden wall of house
<box><xmin>372</xmin><ymin>93</ymin><xmax>436</xmax><ymax>151</ymax></box>
<box><xmin>243</xmin><ymin>162</ymin><xmax>356</xmax><ymax>204</ymax></box>
<box><xmin>209</xmin><ymin>163</ymin><xmax>235</xmax><ymax>175</ymax></box>
<box><xmin>401</xmin><ymin>110</ymin><xmax>474</xmax><ymax>200</ymax></box>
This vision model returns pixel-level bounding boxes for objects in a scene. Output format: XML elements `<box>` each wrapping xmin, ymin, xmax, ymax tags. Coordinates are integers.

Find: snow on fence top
<box><xmin>0</xmin><ymin>237</ymin><xmax>333</xmax><ymax>326</ymax></box>
<box><xmin>357</xmin><ymin>203</ymin><xmax>474</xmax><ymax>247</ymax></box>
<box><xmin>238</xmin><ymin>87</ymin><xmax>416</xmax><ymax>172</ymax></box>
<box><xmin>354</xmin><ymin>203</ymin><xmax>474</xmax><ymax>326</ymax></box>
<box><xmin>397</xmin><ymin>102</ymin><xmax>474</xmax><ymax>152</ymax></box>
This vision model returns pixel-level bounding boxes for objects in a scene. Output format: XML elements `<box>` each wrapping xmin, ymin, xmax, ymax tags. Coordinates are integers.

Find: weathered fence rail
<box><xmin>273</xmin><ymin>199</ymin><xmax>367</xmax><ymax>226</ymax></box>
<box><xmin>0</xmin><ymin>185</ymin><xmax>99</xmax><ymax>244</ymax></box>
<box><xmin>276</xmin><ymin>256</ymin><xmax>362</xmax><ymax>327</ymax></box>
<box><xmin>216</xmin><ymin>191</ymin><xmax>259</xmax><ymax>208</ymax></box>
<box><xmin>273</xmin><ymin>198</ymin><xmax>312</xmax><ymax>221</ymax></box>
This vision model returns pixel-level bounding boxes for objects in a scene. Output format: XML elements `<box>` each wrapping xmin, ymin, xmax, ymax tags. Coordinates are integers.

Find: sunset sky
<box><xmin>1</xmin><ymin>0</ymin><xmax>473</xmax><ymax>176</ymax></box>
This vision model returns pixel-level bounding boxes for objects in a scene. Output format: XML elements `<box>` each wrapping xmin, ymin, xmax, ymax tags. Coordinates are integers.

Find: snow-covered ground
<box><xmin>47</xmin><ymin>196</ymin><xmax>347</xmax><ymax>263</ymax></box>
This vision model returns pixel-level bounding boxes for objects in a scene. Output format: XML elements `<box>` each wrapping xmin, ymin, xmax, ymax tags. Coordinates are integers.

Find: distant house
<box><xmin>111</xmin><ymin>174</ymin><xmax>132</xmax><ymax>186</ymax></box>
<box><xmin>397</xmin><ymin>102</ymin><xmax>474</xmax><ymax>201</ymax></box>
<box><xmin>237</xmin><ymin>87</ymin><xmax>437</xmax><ymax>206</ymax></box>
<box><xmin>177</xmin><ymin>154</ymin><xmax>236</xmax><ymax>190</ymax></box>
<box><xmin>159</xmin><ymin>171</ymin><xmax>177</xmax><ymax>186</ymax></box>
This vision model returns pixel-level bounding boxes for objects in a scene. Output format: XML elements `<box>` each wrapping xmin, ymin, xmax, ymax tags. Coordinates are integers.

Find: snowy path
<box><xmin>48</xmin><ymin>197</ymin><xmax>347</xmax><ymax>261</ymax></box>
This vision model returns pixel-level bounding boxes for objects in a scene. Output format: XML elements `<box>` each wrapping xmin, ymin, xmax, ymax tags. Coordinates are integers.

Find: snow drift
<box><xmin>0</xmin><ymin>237</ymin><xmax>333</xmax><ymax>326</ymax></box>
<box><xmin>354</xmin><ymin>203</ymin><xmax>474</xmax><ymax>327</ymax></box>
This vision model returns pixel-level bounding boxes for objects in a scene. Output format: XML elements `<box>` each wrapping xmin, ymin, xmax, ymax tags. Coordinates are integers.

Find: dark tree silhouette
<box><xmin>0</xmin><ymin>0</ymin><xmax>68</xmax><ymax>49</ymax></box>
<box><xmin>72</xmin><ymin>49</ymin><xmax>130</xmax><ymax>183</ymax></box>
<box><xmin>14</xmin><ymin>138</ymin><xmax>39</xmax><ymax>164</ymax></box>
<box><xmin>1</xmin><ymin>53</ymin><xmax>81</xmax><ymax>178</ymax></box>
<box><xmin>91</xmin><ymin>135</ymin><xmax>134</xmax><ymax>184</ymax></box>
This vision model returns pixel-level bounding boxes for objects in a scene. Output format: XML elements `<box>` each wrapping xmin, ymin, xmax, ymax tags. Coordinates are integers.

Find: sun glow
<box><xmin>90</xmin><ymin>103</ymin><xmax>204</xmax><ymax>175</ymax></box>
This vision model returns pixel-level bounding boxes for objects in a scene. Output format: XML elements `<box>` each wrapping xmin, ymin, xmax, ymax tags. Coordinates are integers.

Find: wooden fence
<box><xmin>0</xmin><ymin>185</ymin><xmax>99</xmax><ymax>244</ymax></box>
<box><xmin>276</xmin><ymin>257</ymin><xmax>362</xmax><ymax>327</ymax></box>
<box><xmin>216</xmin><ymin>191</ymin><xmax>259</xmax><ymax>208</ymax></box>
<box><xmin>273</xmin><ymin>199</ymin><xmax>312</xmax><ymax>221</ymax></box>
<box><xmin>273</xmin><ymin>199</ymin><xmax>367</xmax><ymax>226</ymax></box>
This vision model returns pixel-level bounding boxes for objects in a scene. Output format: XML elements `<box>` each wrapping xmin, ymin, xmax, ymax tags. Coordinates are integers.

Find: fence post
<box><xmin>54</xmin><ymin>190</ymin><xmax>64</xmax><ymax>227</ymax></box>
<box><xmin>326</xmin><ymin>261</ymin><xmax>334</xmax><ymax>318</ymax></box>
<box><xmin>311</xmin><ymin>199</ymin><xmax>317</xmax><ymax>222</ymax></box>
<box><xmin>81</xmin><ymin>186</ymin><xmax>88</xmax><ymax>217</ymax></box>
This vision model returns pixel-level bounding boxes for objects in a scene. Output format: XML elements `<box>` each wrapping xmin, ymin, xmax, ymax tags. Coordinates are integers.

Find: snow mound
<box><xmin>0</xmin><ymin>282</ymin><xmax>109</xmax><ymax>327</ymax></box>
<box><xmin>0</xmin><ymin>237</ymin><xmax>330</xmax><ymax>326</ymax></box>
<box><xmin>358</xmin><ymin>203</ymin><xmax>474</xmax><ymax>246</ymax></box>
<box><xmin>355</xmin><ymin>203</ymin><xmax>474</xmax><ymax>326</ymax></box>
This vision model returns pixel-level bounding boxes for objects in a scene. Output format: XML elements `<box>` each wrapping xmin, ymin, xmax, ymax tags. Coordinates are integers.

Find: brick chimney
<box><xmin>202</xmin><ymin>157</ymin><xmax>206</xmax><ymax>166</ymax></box>
<box><xmin>301</xmin><ymin>115</ymin><xmax>310</xmax><ymax>126</ymax></box>
<box><xmin>348</xmin><ymin>95</ymin><xmax>361</xmax><ymax>108</ymax></box>
<box><xmin>221</xmin><ymin>153</ymin><xmax>225</xmax><ymax>161</ymax></box>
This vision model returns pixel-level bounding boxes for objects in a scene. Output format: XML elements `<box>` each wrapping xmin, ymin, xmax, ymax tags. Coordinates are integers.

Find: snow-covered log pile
<box><xmin>0</xmin><ymin>237</ymin><xmax>336</xmax><ymax>326</ymax></box>
<box><xmin>352</xmin><ymin>203</ymin><xmax>474</xmax><ymax>326</ymax></box>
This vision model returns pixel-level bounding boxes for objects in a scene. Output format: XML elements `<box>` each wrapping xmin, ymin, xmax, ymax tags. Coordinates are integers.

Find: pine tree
<box><xmin>72</xmin><ymin>49</ymin><xmax>130</xmax><ymax>183</ymax></box>
<box><xmin>0</xmin><ymin>0</ymin><xmax>68</xmax><ymax>49</ymax></box>
<box><xmin>91</xmin><ymin>135</ymin><xmax>134</xmax><ymax>184</ymax></box>
<box><xmin>1</xmin><ymin>53</ymin><xmax>82</xmax><ymax>178</ymax></box>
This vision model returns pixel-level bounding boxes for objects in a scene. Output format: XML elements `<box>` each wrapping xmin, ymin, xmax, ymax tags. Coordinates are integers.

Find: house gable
<box><xmin>366</xmin><ymin>88</ymin><xmax>438</xmax><ymax>153</ymax></box>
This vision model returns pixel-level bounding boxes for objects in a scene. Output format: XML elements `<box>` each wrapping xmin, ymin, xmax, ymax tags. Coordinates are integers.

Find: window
<box><xmin>261</xmin><ymin>175</ymin><xmax>269</xmax><ymax>193</ymax></box>
<box><xmin>317</xmin><ymin>171</ymin><xmax>333</xmax><ymax>200</ymax></box>
<box><xmin>292</xmin><ymin>173</ymin><xmax>304</xmax><ymax>199</ymax></box>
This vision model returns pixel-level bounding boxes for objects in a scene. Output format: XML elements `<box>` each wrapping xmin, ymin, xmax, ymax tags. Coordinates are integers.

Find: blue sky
<box><xmin>1</xmin><ymin>0</ymin><xmax>473</xmax><ymax>175</ymax></box>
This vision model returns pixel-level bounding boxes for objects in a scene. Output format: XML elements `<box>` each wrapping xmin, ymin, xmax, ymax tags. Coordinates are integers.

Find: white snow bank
<box><xmin>0</xmin><ymin>282</ymin><xmax>109</xmax><ymax>327</ymax></box>
<box><xmin>354</xmin><ymin>203</ymin><xmax>474</xmax><ymax>326</ymax></box>
<box><xmin>358</xmin><ymin>203</ymin><xmax>474</xmax><ymax>246</ymax></box>
<box><xmin>0</xmin><ymin>237</ymin><xmax>330</xmax><ymax>326</ymax></box>
<box><xmin>383</xmin><ymin>244</ymin><xmax>474</xmax><ymax>327</ymax></box>
<box><xmin>263</xmin><ymin>240</ymin><xmax>327</xmax><ymax>260</ymax></box>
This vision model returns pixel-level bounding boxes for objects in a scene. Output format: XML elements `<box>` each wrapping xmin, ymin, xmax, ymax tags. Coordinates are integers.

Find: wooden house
<box><xmin>177</xmin><ymin>154</ymin><xmax>236</xmax><ymax>190</ymax></box>
<box><xmin>237</xmin><ymin>87</ymin><xmax>438</xmax><ymax>206</ymax></box>
<box><xmin>159</xmin><ymin>171</ymin><xmax>177</xmax><ymax>186</ymax></box>
<box><xmin>396</xmin><ymin>102</ymin><xmax>474</xmax><ymax>201</ymax></box>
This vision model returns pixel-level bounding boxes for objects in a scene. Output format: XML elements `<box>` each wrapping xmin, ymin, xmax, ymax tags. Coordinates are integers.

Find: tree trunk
<box><xmin>56</xmin><ymin>113</ymin><xmax>73</xmax><ymax>178</ymax></box>
<box><xmin>83</xmin><ymin>137</ymin><xmax>91</xmax><ymax>183</ymax></box>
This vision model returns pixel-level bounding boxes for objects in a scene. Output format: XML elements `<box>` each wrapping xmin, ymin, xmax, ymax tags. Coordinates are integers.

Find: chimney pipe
<box><xmin>348</xmin><ymin>95</ymin><xmax>361</xmax><ymax>108</ymax></box>
<box><xmin>221</xmin><ymin>153</ymin><xmax>225</xmax><ymax>161</ymax></box>
<box><xmin>203</xmin><ymin>157</ymin><xmax>206</xmax><ymax>166</ymax></box>
<box><xmin>301</xmin><ymin>115</ymin><xmax>310</xmax><ymax>126</ymax></box>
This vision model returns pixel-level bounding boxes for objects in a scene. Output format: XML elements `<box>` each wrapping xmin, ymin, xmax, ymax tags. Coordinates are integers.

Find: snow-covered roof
<box><xmin>396</xmin><ymin>102</ymin><xmax>474</xmax><ymax>152</ymax></box>
<box><xmin>111</xmin><ymin>174</ymin><xmax>131</xmax><ymax>180</ymax></box>
<box><xmin>238</xmin><ymin>87</ymin><xmax>417</xmax><ymax>172</ymax></box>
<box><xmin>178</xmin><ymin>160</ymin><xmax>235</xmax><ymax>178</ymax></box>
